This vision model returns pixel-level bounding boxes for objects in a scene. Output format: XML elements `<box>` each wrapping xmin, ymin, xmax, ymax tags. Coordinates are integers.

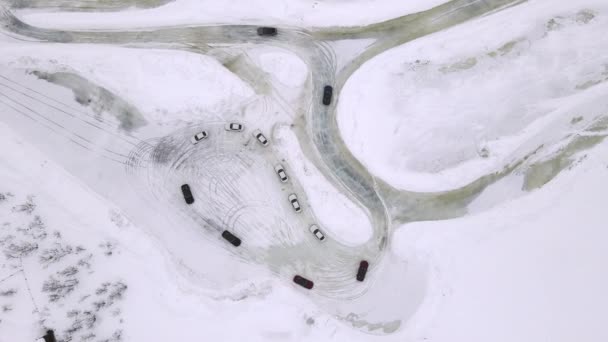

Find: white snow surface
<box><xmin>17</xmin><ymin>0</ymin><xmax>449</xmax><ymax>29</ymax></box>
<box><xmin>255</xmin><ymin>47</ymin><xmax>309</xmax><ymax>88</ymax></box>
<box><xmin>1</xmin><ymin>0</ymin><xmax>608</xmax><ymax>341</ymax></box>
<box><xmin>338</xmin><ymin>0</ymin><xmax>608</xmax><ymax>191</ymax></box>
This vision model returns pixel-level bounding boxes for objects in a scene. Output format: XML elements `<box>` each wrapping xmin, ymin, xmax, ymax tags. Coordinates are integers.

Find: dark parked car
<box><xmin>293</xmin><ymin>275</ymin><xmax>314</xmax><ymax>289</ymax></box>
<box><xmin>257</xmin><ymin>27</ymin><xmax>277</xmax><ymax>36</ymax></box>
<box><xmin>222</xmin><ymin>230</ymin><xmax>241</xmax><ymax>247</ymax></box>
<box><xmin>42</xmin><ymin>330</ymin><xmax>57</xmax><ymax>342</ymax></box>
<box><xmin>181</xmin><ymin>184</ymin><xmax>194</xmax><ymax>204</ymax></box>
<box><xmin>322</xmin><ymin>85</ymin><xmax>333</xmax><ymax>105</ymax></box>
<box><xmin>356</xmin><ymin>260</ymin><xmax>369</xmax><ymax>282</ymax></box>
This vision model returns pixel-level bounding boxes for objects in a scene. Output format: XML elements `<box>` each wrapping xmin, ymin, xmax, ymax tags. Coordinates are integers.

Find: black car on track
<box><xmin>222</xmin><ymin>230</ymin><xmax>241</xmax><ymax>247</ymax></box>
<box><xmin>181</xmin><ymin>184</ymin><xmax>194</xmax><ymax>204</ymax></box>
<box><xmin>257</xmin><ymin>27</ymin><xmax>277</xmax><ymax>36</ymax></box>
<box><xmin>322</xmin><ymin>85</ymin><xmax>333</xmax><ymax>105</ymax></box>
<box><xmin>293</xmin><ymin>275</ymin><xmax>314</xmax><ymax>289</ymax></box>
<box><xmin>356</xmin><ymin>260</ymin><xmax>369</xmax><ymax>282</ymax></box>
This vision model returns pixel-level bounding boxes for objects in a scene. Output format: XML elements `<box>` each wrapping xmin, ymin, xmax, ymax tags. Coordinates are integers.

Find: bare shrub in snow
<box><xmin>111</xmin><ymin>330</ymin><xmax>123</xmax><ymax>342</ymax></box>
<box><xmin>95</xmin><ymin>282</ymin><xmax>111</xmax><ymax>296</ymax></box>
<box><xmin>3</xmin><ymin>241</ymin><xmax>38</xmax><ymax>258</ymax></box>
<box><xmin>109</xmin><ymin>210</ymin><xmax>129</xmax><ymax>229</ymax></box>
<box><xmin>11</xmin><ymin>195</ymin><xmax>36</xmax><ymax>214</ymax></box>
<box><xmin>42</xmin><ymin>276</ymin><xmax>79</xmax><ymax>302</ymax></box>
<box><xmin>95</xmin><ymin>329</ymin><xmax>123</xmax><ymax>342</ymax></box>
<box><xmin>17</xmin><ymin>215</ymin><xmax>47</xmax><ymax>240</ymax></box>
<box><xmin>93</xmin><ymin>300</ymin><xmax>106</xmax><ymax>311</ymax></box>
<box><xmin>0</xmin><ymin>192</ymin><xmax>14</xmax><ymax>203</ymax></box>
<box><xmin>0</xmin><ymin>235</ymin><xmax>14</xmax><ymax>246</ymax></box>
<box><xmin>107</xmin><ymin>282</ymin><xmax>127</xmax><ymax>303</ymax></box>
<box><xmin>93</xmin><ymin>281</ymin><xmax>128</xmax><ymax>310</ymax></box>
<box><xmin>39</xmin><ymin>243</ymin><xmax>74</xmax><ymax>266</ymax></box>
<box><xmin>66</xmin><ymin>310</ymin><xmax>97</xmax><ymax>331</ymax></box>
<box><xmin>99</xmin><ymin>241</ymin><xmax>116</xmax><ymax>256</ymax></box>
<box><xmin>59</xmin><ymin>279</ymin><xmax>128</xmax><ymax>342</ymax></box>
<box><xmin>81</xmin><ymin>332</ymin><xmax>95</xmax><ymax>341</ymax></box>
<box><xmin>58</xmin><ymin>266</ymin><xmax>78</xmax><ymax>277</ymax></box>
<box><xmin>0</xmin><ymin>288</ymin><xmax>17</xmax><ymax>297</ymax></box>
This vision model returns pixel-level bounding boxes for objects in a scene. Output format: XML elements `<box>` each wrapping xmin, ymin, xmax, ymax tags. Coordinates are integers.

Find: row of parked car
<box><xmin>285</xmin><ymin>194</ymin><xmax>325</xmax><ymax>241</ymax></box>
<box><xmin>274</xmin><ymin>158</ymin><xmax>328</xmax><ymax>242</ymax></box>
<box><xmin>291</xmin><ymin>84</ymin><xmax>350</xmax><ymax>290</ymax></box>
<box><xmin>191</xmin><ymin>122</ymin><xmax>270</xmax><ymax>146</ymax></box>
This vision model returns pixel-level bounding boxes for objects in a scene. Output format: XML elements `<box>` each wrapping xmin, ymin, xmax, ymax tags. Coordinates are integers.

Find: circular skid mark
<box><xmin>151</xmin><ymin>137</ymin><xmax>183</xmax><ymax>165</ymax></box>
<box><xmin>126</xmin><ymin>141</ymin><xmax>153</xmax><ymax>171</ymax></box>
<box><xmin>125</xmin><ymin>122</ymin><xmax>379</xmax><ymax>300</ymax></box>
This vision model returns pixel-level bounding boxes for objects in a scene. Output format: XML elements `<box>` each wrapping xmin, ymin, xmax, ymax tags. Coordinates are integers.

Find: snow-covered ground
<box><xmin>1</xmin><ymin>0</ymin><xmax>607</xmax><ymax>341</ymax></box>
<box><xmin>393</xmin><ymin>139</ymin><xmax>608</xmax><ymax>341</ymax></box>
<box><xmin>338</xmin><ymin>0</ymin><xmax>608</xmax><ymax>191</ymax></box>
